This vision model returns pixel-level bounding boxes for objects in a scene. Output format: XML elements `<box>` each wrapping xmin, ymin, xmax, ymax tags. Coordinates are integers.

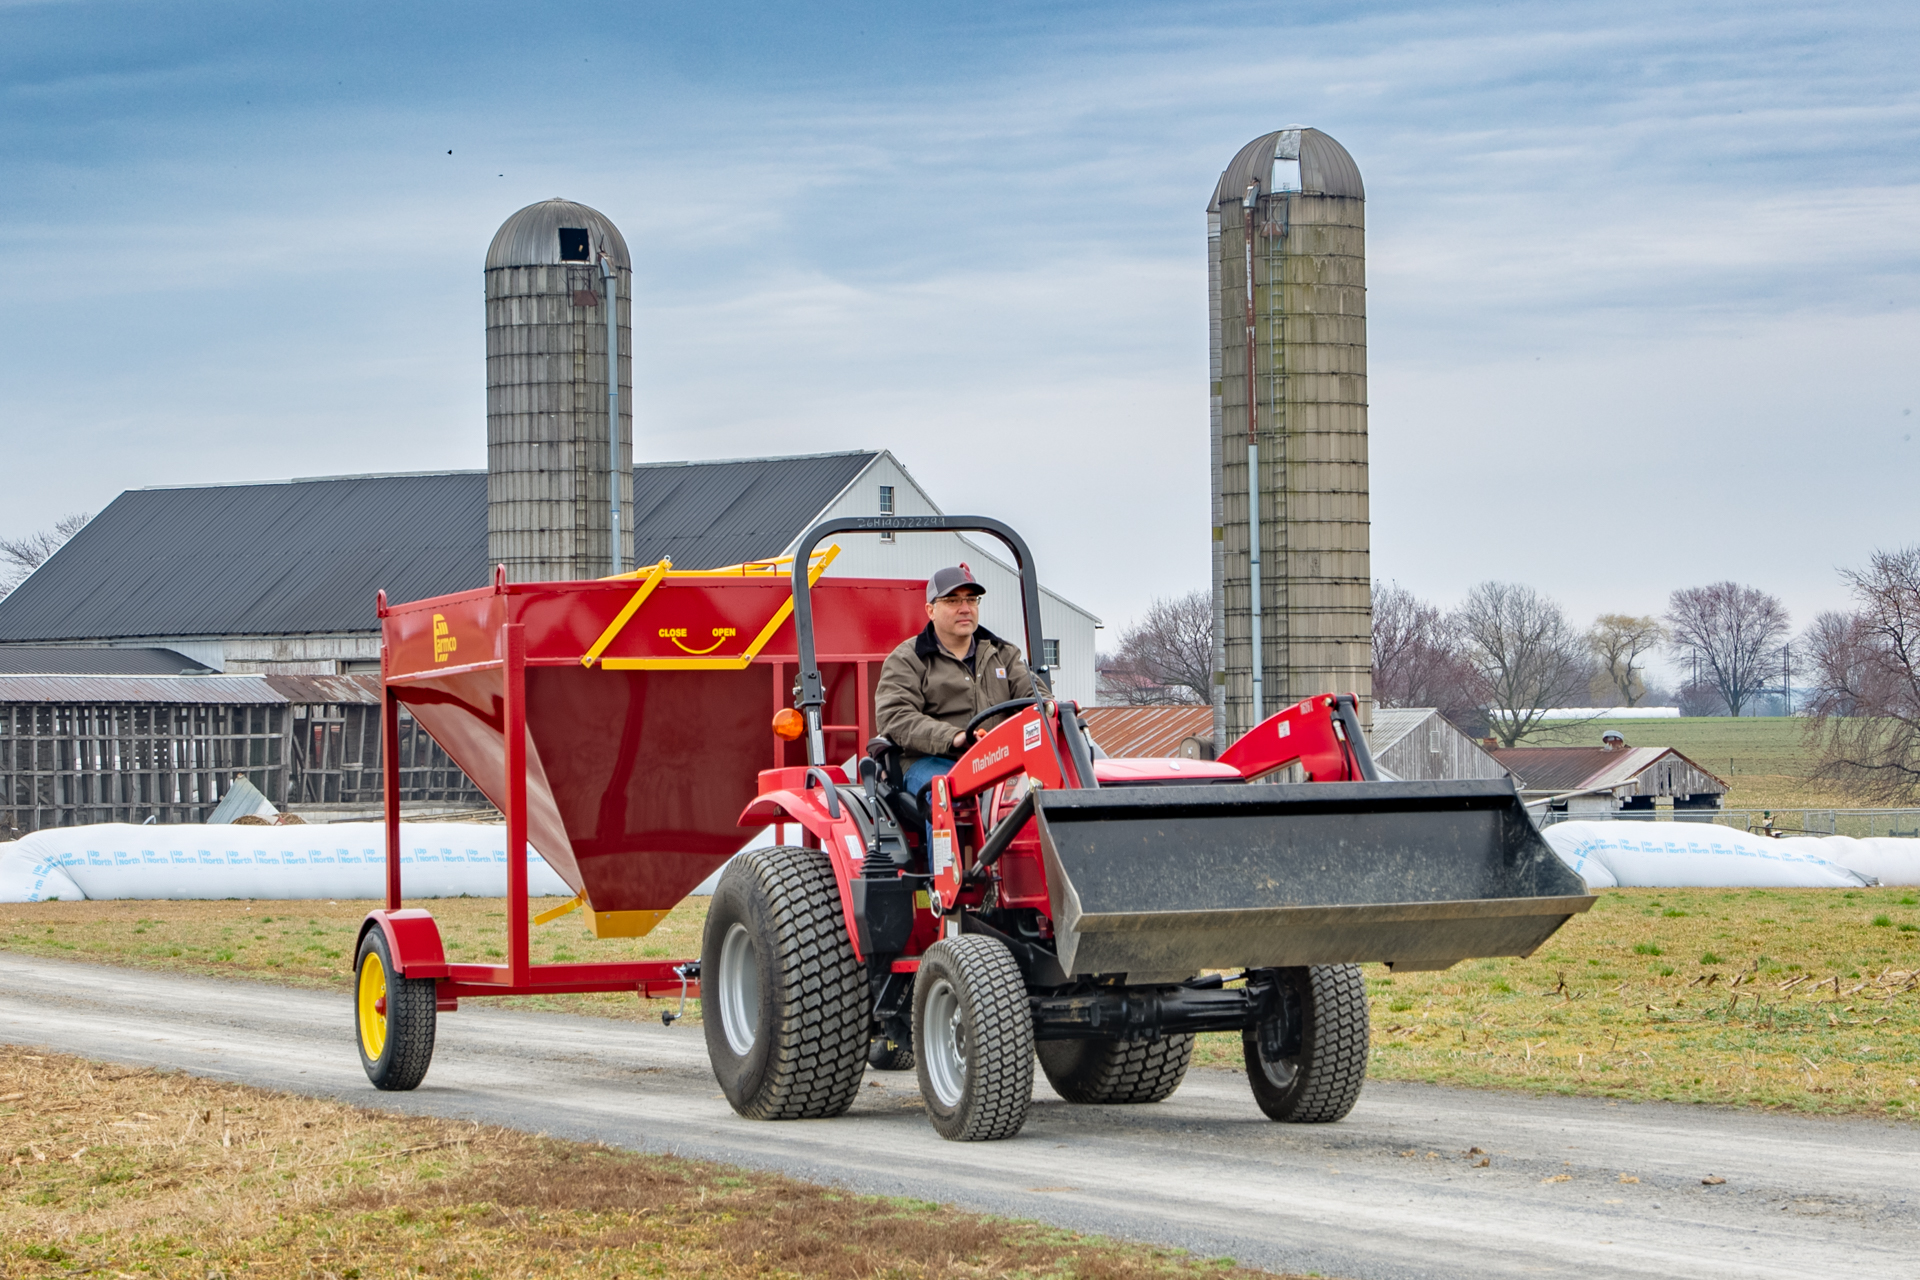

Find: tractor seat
<box><xmin>865</xmin><ymin>735</ymin><xmax>929</xmax><ymax>843</ymax></box>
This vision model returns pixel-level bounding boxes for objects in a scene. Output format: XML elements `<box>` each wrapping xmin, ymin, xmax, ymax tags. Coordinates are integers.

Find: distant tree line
<box><xmin>0</xmin><ymin>513</ymin><xmax>90</xmax><ymax>600</ymax></box>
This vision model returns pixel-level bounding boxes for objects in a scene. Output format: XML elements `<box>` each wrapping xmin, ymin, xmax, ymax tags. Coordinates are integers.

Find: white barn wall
<box><xmin>795</xmin><ymin>453</ymin><xmax>1101</xmax><ymax>705</ymax></box>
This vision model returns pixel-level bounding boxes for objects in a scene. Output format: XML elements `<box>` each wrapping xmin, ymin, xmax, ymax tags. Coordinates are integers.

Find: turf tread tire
<box><xmin>1244</xmin><ymin>963</ymin><xmax>1369</xmax><ymax>1123</ymax></box>
<box><xmin>1037</xmin><ymin>1034</ymin><xmax>1193</xmax><ymax>1104</ymax></box>
<box><xmin>702</xmin><ymin>846</ymin><xmax>869</xmax><ymax>1121</ymax></box>
<box><xmin>356</xmin><ymin>929</ymin><xmax>436</xmax><ymax>1092</ymax></box>
<box><xmin>868</xmin><ymin>1036</ymin><xmax>915</xmax><ymax>1071</ymax></box>
<box><xmin>914</xmin><ymin>936</ymin><xmax>1034</xmax><ymax>1141</ymax></box>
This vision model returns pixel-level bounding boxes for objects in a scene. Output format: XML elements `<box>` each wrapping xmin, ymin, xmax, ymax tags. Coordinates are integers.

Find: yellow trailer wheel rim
<box><xmin>357</xmin><ymin>950</ymin><xmax>388</xmax><ymax>1061</ymax></box>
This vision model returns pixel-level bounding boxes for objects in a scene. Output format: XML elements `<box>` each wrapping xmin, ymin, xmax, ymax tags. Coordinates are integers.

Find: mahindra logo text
<box><xmin>971</xmin><ymin>745</ymin><xmax>1010</xmax><ymax>772</ymax></box>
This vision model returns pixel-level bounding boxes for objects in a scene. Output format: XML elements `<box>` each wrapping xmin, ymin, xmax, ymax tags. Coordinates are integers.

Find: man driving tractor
<box><xmin>873</xmin><ymin>564</ymin><xmax>1048</xmax><ymax>813</ymax></box>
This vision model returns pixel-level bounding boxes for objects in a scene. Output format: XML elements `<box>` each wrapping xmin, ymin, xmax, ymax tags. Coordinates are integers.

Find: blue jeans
<box><xmin>902</xmin><ymin>754</ymin><xmax>955</xmax><ymax>849</ymax></box>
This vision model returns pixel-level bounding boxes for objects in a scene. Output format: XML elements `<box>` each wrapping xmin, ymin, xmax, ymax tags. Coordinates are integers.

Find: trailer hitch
<box><xmin>660</xmin><ymin>960</ymin><xmax>700</xmax><ymax>1026</ymax></box>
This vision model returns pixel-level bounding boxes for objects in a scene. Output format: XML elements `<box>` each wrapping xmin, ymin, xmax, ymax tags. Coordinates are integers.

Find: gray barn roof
<box><xmin>0</xmin><ymin>453</ymin><xmax>880</xmax><ymax>644</ymax></box>
<box><xmin>634</xmin><ymin>451</ymin><xmax>874</xmax><ymax>570</ymax></box>
<box><xmin>0</xmin><ymin>646</ymin><xmax>213</xmax><ymax>675</ymax></box>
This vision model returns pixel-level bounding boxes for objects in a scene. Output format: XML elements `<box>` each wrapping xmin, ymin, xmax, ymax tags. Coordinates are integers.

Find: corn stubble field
<box><xmin>0</xmin><ymin>1045</ymin><xmax>1295</xmax><ymax>1280</ymax></box>
<box><xmin>5</xmin><ymin>884</ymin><xmax>1918</xmax><ymax>1117</ymax></box>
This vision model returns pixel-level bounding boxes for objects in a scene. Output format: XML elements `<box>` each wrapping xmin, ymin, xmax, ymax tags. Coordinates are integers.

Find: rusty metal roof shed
<box><xmin>0</xmin><ymin>673</ymin><xmax>383</xmax><ymax>705</ymax></box>
<box><xmin>1082</xmin><ymin>706</ymin><xmax>1214</xmax><ymax>758</ymax></box>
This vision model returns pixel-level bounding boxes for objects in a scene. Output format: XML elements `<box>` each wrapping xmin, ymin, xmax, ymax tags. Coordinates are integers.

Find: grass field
<box><xmin>0</xmin><ymin>1045</ymin><xmax>1303</xmax><ymax>1280</ymax></box>
<box><xmin>7</xmin><ymin>886</ymin><xmax>1919</xmax><ymax>1119</ymax></box>
<box><xmin>1515</xmin><ymin>716</ymin><xmax>1866</xmax><ymax>812</ymax></box>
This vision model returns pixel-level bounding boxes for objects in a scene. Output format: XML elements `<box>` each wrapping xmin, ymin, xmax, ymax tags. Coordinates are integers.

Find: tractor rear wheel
<box><xmin>1037</xmin><ymin>1034</ymin><xmax>1193</xmax><ymax>1104</ymax></box>
<box><xmin>913</xmin><ymin>936</ymin><xmax>1034</xmax><ymax>1141</ymax></box>
<box><xmin>1243</xmin><ymin>964</ymin><xmax>1369</xmax><ymax>1123</ymax></box>
<box><xmin>355</xmin><ymin>928</ymin><xmax>436</xmax><ymax>1091</ymax></box>
<box><xmin>701</xmin><ymin>846</ymin><xmax>868</xmax><ymax>1120</ymax></box>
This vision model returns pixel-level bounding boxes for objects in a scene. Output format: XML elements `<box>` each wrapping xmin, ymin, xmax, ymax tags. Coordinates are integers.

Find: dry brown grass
<box><xmin>1</xmin><ymin>1044</ymin><xmax>1307</xmax><ymax>1279</ymax></box>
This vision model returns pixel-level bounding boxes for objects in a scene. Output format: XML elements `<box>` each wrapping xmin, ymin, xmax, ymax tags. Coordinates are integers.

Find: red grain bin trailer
<box><xmin>356</xmin><ymin>516</ymin><xmax>1592</xmax><ymax>1140</ymax></box>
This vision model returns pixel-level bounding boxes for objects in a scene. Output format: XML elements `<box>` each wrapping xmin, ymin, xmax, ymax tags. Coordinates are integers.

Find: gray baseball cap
<box><xmin>926</xmin><ymin>565</ymin><xmax>984</xmax><ymax>602</ymax></box>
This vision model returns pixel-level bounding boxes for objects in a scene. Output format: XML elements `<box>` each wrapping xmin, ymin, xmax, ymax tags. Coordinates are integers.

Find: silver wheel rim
<box><xmin>717</xmin><ymin>922</ymin><xmax>759</xmax><ymax>1056</ymax></box>
<box><xmin>922</xmin><ymin>977</ymin><xmax>967</xmax><ymax>1108</ymax></box>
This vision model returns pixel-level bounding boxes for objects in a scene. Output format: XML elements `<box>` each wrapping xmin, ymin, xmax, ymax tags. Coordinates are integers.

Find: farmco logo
<box><xmin>970</xmin><ymin>745</ymin><xmax>1010</xmax><ymax>773</ymax></box>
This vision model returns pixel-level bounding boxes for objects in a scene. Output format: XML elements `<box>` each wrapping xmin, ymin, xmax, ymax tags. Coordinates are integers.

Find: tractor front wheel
<box><xmin>913</xmin><ymin>936</ymin><xmax>1034</xmax><ymax>1141</ymax></box>
<box><xmin>701</xmin><ymin>846</ymin><xmax>869</xmax><ymax>1120</ymax></box>
<box><xmin>1038</xmin><ymin>1033</ymin><xmax>1193</xmax><ymax>1104</ymax></box>
<box><xmin>1243</xmin><ymin>964</ymin><xmax>1369</xmax><ymax>1123</ymax></box>
<box><xmin>355</xmin><ymin>927</ymin><xmax>436</xmax><ymax>1091</ymax></box>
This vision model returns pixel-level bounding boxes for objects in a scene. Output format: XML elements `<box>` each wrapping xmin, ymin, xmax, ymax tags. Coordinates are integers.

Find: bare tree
<box><xmin>1372</xmin><ymin>581</ymin><xmax>1489</xmax><ymax>733</ymax></box>
<box><xmin>1804</xmin><ymin>547</ymin><xmax>1920</xmax><ymax>802</ymax></box>
<box><xmin>1665</xmin><ymin>581</ymin><xmax>1789</xmax><ymax>717</ymax></box>
<box><xmin>1588</xmin><ymin>613</ymin><xmax>1666</xmax><ymax>707</ymax></box>
<box><xmin>1456</xmin><ymin>581</ymin><xmax>1591</xmax><ymax>747</ymax></box>
<box><xmin>1096</xmin><ymin>590</ymin><xmax>1212</xmax><ymax>705</ymax></box>
<box><xmin>0</xmin><ymin>512</ymin><xmax>90</xmax><ymax>599</ymax></box>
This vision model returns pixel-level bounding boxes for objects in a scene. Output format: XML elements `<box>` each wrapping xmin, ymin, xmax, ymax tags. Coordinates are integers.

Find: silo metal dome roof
<box><xmin>1208</xmin><ymin>128</ymin><xmax>1364</xmax><ymax>211</ymax></box>
<box><xmin>486</xmin><ymin>197</ymin><xmax>631</xmax><ymax>269</ymax></box>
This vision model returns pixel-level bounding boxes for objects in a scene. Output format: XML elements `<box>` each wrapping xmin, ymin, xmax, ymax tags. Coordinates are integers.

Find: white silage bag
<box><xmin>1782</xmin><ymin>835</ymin><xmax>1920</xmax><ymax>887</ymax></box>
<box><xmin>1539</xmin><ymin>831</ymin><xmax>1617</xmax><ymax>889</ymax></box>
<box><xmin>1543</xmin><ymin>821</ymin><xmax>1869</xmax><ymax>888</ymax></box>
<box><xmin>0</xmin><ymin>823</ymin><xmax>572</xmax><ymax>902</ymax></box>
<box><xmin>0</xmin><ymin>840</ymin><xmax>87</xmax><ymax>902</ymax></box>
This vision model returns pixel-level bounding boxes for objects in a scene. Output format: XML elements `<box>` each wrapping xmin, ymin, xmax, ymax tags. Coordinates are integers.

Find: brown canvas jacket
<box><xmin>874</xmin><ymin>624</ymin><xmax>1047</xmax><ymax>760</ymax></box>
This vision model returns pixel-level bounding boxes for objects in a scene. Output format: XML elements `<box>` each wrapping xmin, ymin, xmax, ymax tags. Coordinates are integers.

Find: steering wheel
<box><xmin>965</xmin><ymin>697</ymin><xmax>1043</xmax><ymax>739</ymax></box>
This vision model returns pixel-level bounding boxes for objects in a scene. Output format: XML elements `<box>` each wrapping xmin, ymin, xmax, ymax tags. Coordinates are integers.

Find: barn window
<box><xmin>557</xmin><ymin>228</ymin><xmax>591</xmax><ymax>261</ymax></box>
<box><xmin>878</xmin><ymin>485</ymin><xmax>895</xmax><ymax>542</ymax></box>
<box><xmin>1043</xmin><ymin>639</ymin><xmax>1060</xmax><ymax>669</ymax></box>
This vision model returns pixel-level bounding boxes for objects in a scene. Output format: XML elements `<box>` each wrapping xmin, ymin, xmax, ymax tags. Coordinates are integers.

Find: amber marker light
<box><xmin>771</xmin><ymin>708</ymin><xmax>805</xmax><ymax>740</ymax></box>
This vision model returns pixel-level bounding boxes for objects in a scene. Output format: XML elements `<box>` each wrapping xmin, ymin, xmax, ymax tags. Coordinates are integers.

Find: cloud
<box><xmin>0</xmin><ymin>0</ymin><xmax>1914</xmax><ymax>643</ymax></box>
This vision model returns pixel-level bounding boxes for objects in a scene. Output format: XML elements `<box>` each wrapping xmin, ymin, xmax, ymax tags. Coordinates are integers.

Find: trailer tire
<box><xmin>1244</xmin><ymin>964</ymin><xmax>1369</xmax><ymax>1123</ymax></box>
<box><xmin>355</xmin><ymin>928</ymin><xmax>436</xmax><ymax>1091</ymax></box>
<box><xmin>701</xmin><ymin>846</ymin><xmax>868</xmax><ymax>1121</ymax></box>
<box><xmin>913</xmin><ymin>936</ymin><xmax>1034</xmax><ymax>1141</ymax></box>
<box><xmin>1037</xmin><ymin>1033</ymin><xmax>1193</xmax><ymax>1104</ymax></box>
<box><xmin>868</xmin><ymin>1035</ymin><xmax>915</xmax><ymax>1071</ymax></box>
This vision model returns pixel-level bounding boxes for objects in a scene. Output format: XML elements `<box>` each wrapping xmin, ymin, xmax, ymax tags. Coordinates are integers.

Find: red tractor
<box><xmin>357</xmin><ymin>516</ymin><xmax>1591</xmax><ymax>1141</ymax></box>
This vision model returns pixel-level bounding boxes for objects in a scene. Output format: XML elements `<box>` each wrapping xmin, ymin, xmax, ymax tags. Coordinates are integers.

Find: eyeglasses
<box><xmin>934</xmin><ymin>593</ymin><xmax>982</xmax><ymax>605</ymax></box>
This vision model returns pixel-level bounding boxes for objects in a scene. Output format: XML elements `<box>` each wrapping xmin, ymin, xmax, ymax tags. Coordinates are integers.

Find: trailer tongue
<box><xmin>1033</xmin><ymin>779</ymin><xmax>1591</xmax><ymax>980</ymax></box>
<box><xmin>356</xmin><ymin>513</ymin><xmax>1594</xmax><ymax>1143</ymax></box>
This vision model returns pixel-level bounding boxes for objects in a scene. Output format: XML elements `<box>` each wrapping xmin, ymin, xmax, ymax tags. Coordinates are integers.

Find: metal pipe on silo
<box><xmin>1242</xmin><ymin>178</ymin><xmax>1264</xmax><ymax>721</ymax></box>
<box><xmin>600</xmin><ymin>245</ymin><xmax>622</xmax><ymax>575</ymax></box>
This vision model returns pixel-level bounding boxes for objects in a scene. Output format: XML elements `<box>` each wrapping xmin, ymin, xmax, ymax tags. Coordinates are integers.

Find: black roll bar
<box><xmin>790</xmin><ymin>515</ymin><xmax>1049</xmax><ymax>768</ymax></box>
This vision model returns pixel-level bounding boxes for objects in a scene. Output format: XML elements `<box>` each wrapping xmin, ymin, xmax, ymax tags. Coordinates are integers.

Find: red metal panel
<box><xmin>504</xmin><ymin>624</ymin><xmax>530</xmax><ymax>988</ymax></box>
<box><xmin>379</xmin><ymin>573</ymin><xmax>924</xmax><ymax>917</ymax></box>
<box><xmin>362</xmin><ymin>908</ymin><xmax>448</xmax><ymax>977</ymax></box>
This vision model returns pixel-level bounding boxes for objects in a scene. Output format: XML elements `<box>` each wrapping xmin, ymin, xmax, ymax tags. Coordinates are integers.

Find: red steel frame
<box><xmin>367</xmin><ymin>617</ymin><xmax>701</xmax><ymax>1004</ymax></box>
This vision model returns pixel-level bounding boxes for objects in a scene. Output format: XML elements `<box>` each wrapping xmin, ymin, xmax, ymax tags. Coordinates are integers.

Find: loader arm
<box><xmin>1218</xmin><ymin>693</ymin><xmax>1378</xmax><ymax>782</ymax></box>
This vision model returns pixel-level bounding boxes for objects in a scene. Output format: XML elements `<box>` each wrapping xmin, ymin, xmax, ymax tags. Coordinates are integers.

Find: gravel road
<box><xmin>2</xmin><ymin>952</ymin><xmax>1914</xmax><ymax>1279</ymax></box>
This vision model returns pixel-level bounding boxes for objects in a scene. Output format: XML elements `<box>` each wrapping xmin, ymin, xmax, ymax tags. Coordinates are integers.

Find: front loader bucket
<box><xmin>1034</xmin><ymin>779</ymin><xmax>1593</xmax><ymax>979</ymax></box>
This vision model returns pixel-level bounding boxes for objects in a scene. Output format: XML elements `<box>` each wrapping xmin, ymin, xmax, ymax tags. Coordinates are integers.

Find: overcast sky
<box><xmin>3</xmin><ymin>0</ymin><xmax>1915</xmax><ymax>672</ymax></box>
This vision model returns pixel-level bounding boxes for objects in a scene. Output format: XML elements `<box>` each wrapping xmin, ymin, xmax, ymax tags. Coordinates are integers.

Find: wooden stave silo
<box><xmin>1208</xmin><ymin>129</ymin><xmax>1372</xmax><ymax>750</ymax></box>
<box><xmin>485</xmin><ymin>198</ymin><xmax>633</xmax><ymax>582</ymax></box>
